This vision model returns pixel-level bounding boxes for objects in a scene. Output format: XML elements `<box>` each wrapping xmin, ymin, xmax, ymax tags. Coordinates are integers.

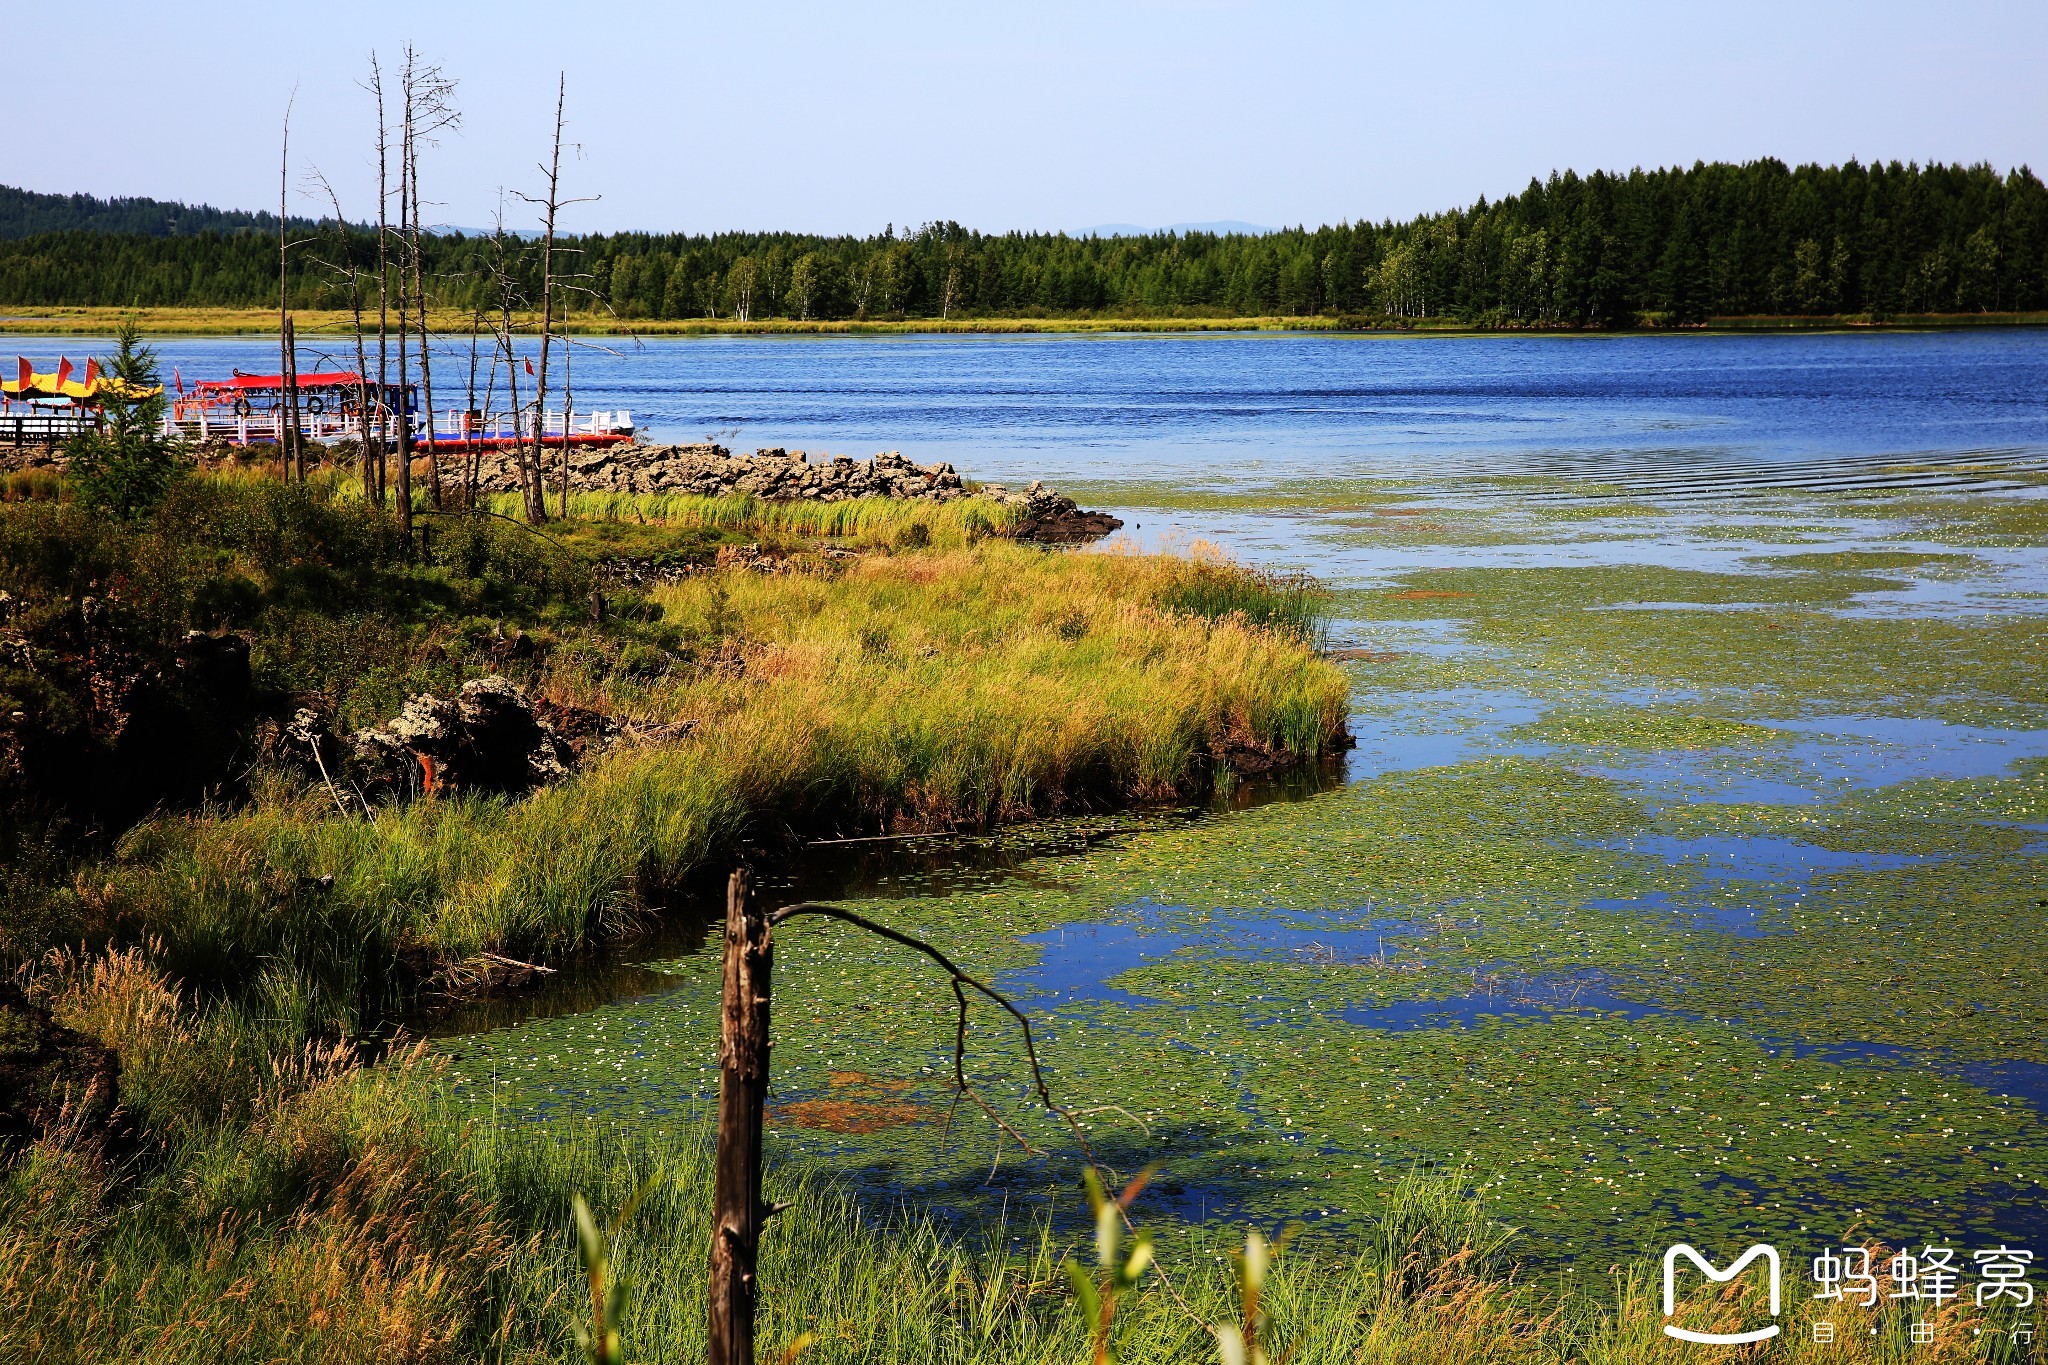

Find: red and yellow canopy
<box><xmin>3</xmin><ymin>356</ymin><xmax>163</xmax><ymax>402</ymax></box>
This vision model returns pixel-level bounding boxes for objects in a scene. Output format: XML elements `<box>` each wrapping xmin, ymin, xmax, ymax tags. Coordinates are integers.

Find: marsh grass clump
<box><xmin>1163</xmin><ymin>557</ymin><xmax>1330</xmax><ymax>645</ymax></box>
<box><xmin>0</xmin><ymin>1053</ymin><xmax>2001</xmax><ymax>1364</ymax></box>
<box><xmin>485</xmin><ymin>488</ymin><xmax>1027</xmax><ymax>550</ymax></box>
<box><xmin>0</xmin><ymin>1050</ymin><xmax>520</xmax><ymax>1364</ymax></box>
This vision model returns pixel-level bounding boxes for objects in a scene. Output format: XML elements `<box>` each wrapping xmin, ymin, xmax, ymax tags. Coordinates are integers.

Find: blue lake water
<box><xmin>17</xmin><ymin>328</ymin><xmax>2048</xmax><ymax>488</ymax></box>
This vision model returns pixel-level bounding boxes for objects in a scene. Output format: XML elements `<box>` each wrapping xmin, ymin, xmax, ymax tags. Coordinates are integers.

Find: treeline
<box><xmin>4</xmin><ymin>159</ymin><xmax>2046</xmax><ymax>324</ymax></box>
<box><xmin>0</xmin><ymin>183</ymin><xmax>340</xmax><ymax>242</ymax></box>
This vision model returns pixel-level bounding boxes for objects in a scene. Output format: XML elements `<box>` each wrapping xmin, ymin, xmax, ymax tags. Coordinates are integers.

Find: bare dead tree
<box><xmin>512</xmin><ymin>74</ymin><xmax>597</xmax><ymax>525</ymax></box>
<box><xmin>364</xmin><ymin>52</ymin><xmax>390</xmax><ymax>507</ymax></box>
<box><xmin>278</xmin><ymin>88</ymin><xmax>306</xmax><ymax>480</ymax></box>
<box><xmin>542</xmin><ymin>269</ymin><xmax>618</xmax><ymax>520</ymax></box>
<box><xmin>708</xmin><ymin>869</ymin><xmax>1100</xmax><ymax>1365</ymax></box>
<box><xmin>307</xmin><ymin>170</ymin><xmax>374</xmax><ymax>489</ymax></box>
<box><xmin>560</xmin><ymin>321</ymin><xmax>573</xmax><ymax>519</ymax></box>
<box><xmin>387</xmin><ymin>46</ymin><xmax>456</xmax><ymax>539</ymax></box>
<box><xmin>412</xmin><ymin>155</ymin><xmax>441</xmax><ymax>510</ymax></box>
<box><xmin>465</xmin><ymin>303</ymin><xmax>489</xmax><ymax>506</ymax></box>
<box><xmin>484</xmin><ymin>204</ymin><xmax>542</xmax><ymax>521</ymax></box>
<box><xmin>399</xmin><ymin>54</ymin><xmax>459</xmax><ymax>511</ymax></box>
<box><xmin>393</xmin><ymin>55</ymin><xmax>414</xmax><ymax>540</ymax></box>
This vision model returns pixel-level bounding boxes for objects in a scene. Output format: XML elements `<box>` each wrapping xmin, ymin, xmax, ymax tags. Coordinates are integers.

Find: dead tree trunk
<box><xmin>411</xmin><ymin>142</ymin><xmax>444</xmax><ymax>510</ymax></box>
<box><xmin>388</xmin><ymin>46</ymin><xmax>458</xmax><ymax>537</ymax></box>
<box><xmin>393</xmin><ymin>67</ymin><xmax>413</xmax><ymax>537</ymax></box>
<box><xmin>700</xmin><ymin>873</ymin><xmax>1096</xmax><ymax>1365</ymax></box>
<box><xmin>466</xmin><ymin>307</ymin><xmax>485</xmax><ymax>506</ymax></box>
<box><xmin>312</xmin><ymin>172</ymin><xmax>374</xmax><ymax>498</ymax></box>
<box><xmin>369</xmin><ymin>52</ymin><xmax>390</xmax><ymax>508</ymax></box>
<box><xmin>278</xmin><ymin>91</ymin><xmax>303</xmax><ymax>481</ymax></box>
<box><xmin>560</xmin><ymin>326</ymin><xmax>572</xmax><ymax>520</ymax></box>
<box><xmin>709</xmin><ymin>868</ymin><xmax>772</xmax><ymax>1365</ymax></box>
<box><xmin>529</xmin><ymin>75</ymin><xmax>566</xmax><ymax>524</ymax></box>
<box><xmin>281</xmin><ymin>314</ymin><xmax>303</xmax><ymax>477</ymax></box>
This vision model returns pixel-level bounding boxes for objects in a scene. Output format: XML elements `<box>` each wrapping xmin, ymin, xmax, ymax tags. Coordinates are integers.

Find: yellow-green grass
<box><xmin>10</xmin><ymin>305</ymin><xmax>2045</xmax><ymax>337</ymax></box>
<box><xmin>0</xmin><ymin>306</ymin><xmax>1362</xmax><ymax>337</ymax></box>
<box><xmin>482</xmin><ymin>488</ymin><xmax>1027</xmax><ymax>549</ymax></box>
<box><xmin>95</xmin><ymin>539</ymin><xmax>1347</xmax><ymax>1032</ymax></box>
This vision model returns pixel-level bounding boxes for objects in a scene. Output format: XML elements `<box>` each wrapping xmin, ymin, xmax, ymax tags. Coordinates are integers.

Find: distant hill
<box><xmin>0</xmin><ymin>184</ymin><xmax>341</xmax><ymax>240</ymax></box>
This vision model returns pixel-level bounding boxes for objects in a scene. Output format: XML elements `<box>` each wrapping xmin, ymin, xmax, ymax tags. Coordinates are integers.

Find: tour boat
<box><xmin>165</xmin><ymin>369</ymin><xmax>635</xmax><ymax>451</ymax></box>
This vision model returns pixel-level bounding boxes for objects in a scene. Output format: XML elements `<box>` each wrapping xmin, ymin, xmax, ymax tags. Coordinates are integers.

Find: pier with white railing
<box><xmin>159</xmin><ymin>406</ymin><xmax>633</xmax><ymax>450</ymax></box>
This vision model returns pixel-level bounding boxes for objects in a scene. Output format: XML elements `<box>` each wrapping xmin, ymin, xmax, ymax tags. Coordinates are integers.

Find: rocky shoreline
<box><xmin>467</xmin><ymin>441</ymin><xmax>1122</xmax><ymax>542</ymax></box>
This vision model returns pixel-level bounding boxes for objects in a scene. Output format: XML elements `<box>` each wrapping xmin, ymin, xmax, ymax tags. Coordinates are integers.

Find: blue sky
<box><xmin>6</xmin><ymin>0</ymin><xmax>2044</xmax><ymax>236</ymax></box>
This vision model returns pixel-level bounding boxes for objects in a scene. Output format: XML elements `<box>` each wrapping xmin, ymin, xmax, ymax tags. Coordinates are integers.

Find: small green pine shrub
<box><xmin>62</xmin><ymin>322</ymin><xmax>179</xmax><ymax>523</ymax></box>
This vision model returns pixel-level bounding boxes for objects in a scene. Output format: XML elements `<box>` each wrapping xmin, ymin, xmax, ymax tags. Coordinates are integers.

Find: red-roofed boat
<box><xmin>164</xmin><ymin>369</ymin><xmax>634</xmax><ymax>451</ymax></box>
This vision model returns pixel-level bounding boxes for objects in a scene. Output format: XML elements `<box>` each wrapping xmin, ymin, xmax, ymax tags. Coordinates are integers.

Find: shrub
<box><xmin>62</xmin><ymin>321</ymin><xmax>180</xmax><ymax>522</ymax></box>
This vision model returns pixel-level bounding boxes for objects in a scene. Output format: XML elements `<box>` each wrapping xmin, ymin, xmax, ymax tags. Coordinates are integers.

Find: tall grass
<box><xmin>1</xmin><ymin>468</ymin><xmax>62</xmax><ymax>503</ymax></box>
<box><xmin>482</xmin><ymin>488</ymin><xmax>1026</xmax><ymax>549</ymax></box>
<box><xmin>462</xmin><ymin>1115</ymin><xmax>2045</xmax><ymax>1364</ymax></box>
<box><xmin>1160</xmin><ymin>557</ymin><xmax>1330</xmax><ymax>647</ymax></box>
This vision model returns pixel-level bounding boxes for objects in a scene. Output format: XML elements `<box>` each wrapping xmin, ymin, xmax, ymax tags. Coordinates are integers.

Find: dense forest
<box><xmin>3</xmin><ymin>159</ymin><xmax>2044</xmax><ymax>325</ymax></box>
<box><xmin>0</xmin><ymin>184</ymin><xmax>340</xmax><ymax>242</ymax></box>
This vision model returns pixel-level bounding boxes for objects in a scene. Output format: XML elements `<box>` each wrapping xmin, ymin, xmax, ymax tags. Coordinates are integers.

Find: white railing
<box><xmin>161</xmin><ymin>408</ymin><xmax>632</xmax><ymax>446</ymax></box>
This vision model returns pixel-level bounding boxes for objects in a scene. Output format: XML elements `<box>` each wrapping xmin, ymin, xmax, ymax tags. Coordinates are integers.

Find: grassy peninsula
<box><xmin>0</xmin><ymin>460</ymin><xmax>1363</xmax><ymax>1360</ymax></box>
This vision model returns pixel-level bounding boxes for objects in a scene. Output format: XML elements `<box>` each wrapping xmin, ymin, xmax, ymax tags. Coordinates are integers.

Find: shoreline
<box><xmin>4</xmin><ymin>305</ymin><xmax>2047</xmax><ymax>338</ymax></box>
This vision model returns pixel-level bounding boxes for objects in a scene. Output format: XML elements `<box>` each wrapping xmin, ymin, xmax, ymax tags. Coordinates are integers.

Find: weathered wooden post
<box><xmin>709</xmin><ymin>868</ymin><xmax>772</xmax><ymax>1365</ymax></box>
<box><xmin>700</xmin><ymin>873</ymin><xmax>1084</xmax><ymax>1365</ymax></box>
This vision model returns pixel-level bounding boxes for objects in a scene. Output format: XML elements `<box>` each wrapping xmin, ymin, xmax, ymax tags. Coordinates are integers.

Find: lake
<box><xmin>33</xmin><ymin>328</ymin><xmax>2048</xmax><ymax>486</ymax></box>
<box><xmin>32</xmin><ymin>327</ymin><xmax>2048</xmax><ymax>1264</ymax></box>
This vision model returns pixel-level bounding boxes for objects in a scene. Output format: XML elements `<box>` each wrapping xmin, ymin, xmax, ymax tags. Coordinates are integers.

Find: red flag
<box><xmin>174</xmin><ymin>367</ymin><xmax>184</xmax><ymax>395</ymax></box>
<box><xmin>56</xmin><ymin>357</ymin><xmax>74</xmax><ymax>389</ymax></box>
<box><xmin>83</xmin><ymin>357</ymin><xmax>100</xmax><ymax>386</ymax></box>
<box><xmin>523</xmin><ymin>356</ymin><xmax>535</xmax><ymax>377</ymax></box>
<box><xmin>15</xmin><ymin>357</ymin><xmax>28</xmax><ymax>391</ymax></box>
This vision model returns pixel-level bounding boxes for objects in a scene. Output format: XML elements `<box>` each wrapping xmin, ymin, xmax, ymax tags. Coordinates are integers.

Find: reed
<box><xmin>482</xmin><ymin>488</ymin><xmax>1028</xmax><ymax>548</ymax></box>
